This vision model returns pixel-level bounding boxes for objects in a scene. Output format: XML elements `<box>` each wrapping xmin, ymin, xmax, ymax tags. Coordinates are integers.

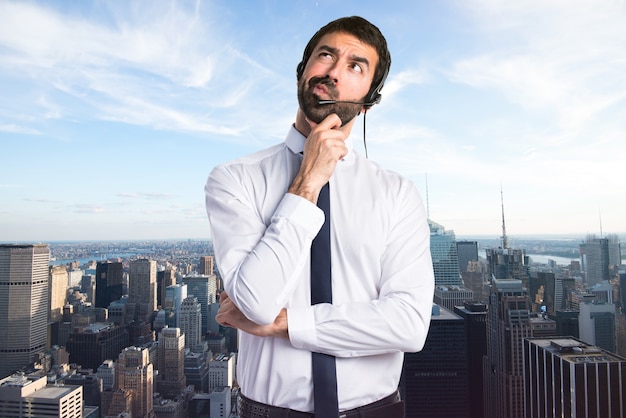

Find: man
<box><xmin>205</xmin><ymin>16</ymin><xmax>434</xmax><ymax>418</ymax></box>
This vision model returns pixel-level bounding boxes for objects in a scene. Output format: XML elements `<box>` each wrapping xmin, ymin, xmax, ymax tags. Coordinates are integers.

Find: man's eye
<box><xmin>351</xmin><ymin>63</ymin><xmax>363</xmax><ymax>73</ymax></box>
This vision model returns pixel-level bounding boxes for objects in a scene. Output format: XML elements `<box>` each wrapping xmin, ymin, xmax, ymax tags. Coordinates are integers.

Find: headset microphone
<box><xmin>317</xmin><ymin>99</ymin><xmax>375</xmax><ymax>106</ymax></box>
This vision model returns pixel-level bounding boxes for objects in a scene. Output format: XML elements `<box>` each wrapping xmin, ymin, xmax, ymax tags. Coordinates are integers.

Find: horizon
<box><xmin>1</xmin><ymin>0</ymin><xmax>625</xmax><ymax>241</ymax></box>
<box><xmin>3</xmin><ymin>231</ymin><xmax>625</xmax><ymax>246</ymax></box>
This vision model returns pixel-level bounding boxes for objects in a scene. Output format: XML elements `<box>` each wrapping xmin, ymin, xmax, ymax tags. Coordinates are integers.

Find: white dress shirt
<box><xmin>205</xmin><ymin>125</ymin><xmax>434</xmax><ymax>412</ymax></box>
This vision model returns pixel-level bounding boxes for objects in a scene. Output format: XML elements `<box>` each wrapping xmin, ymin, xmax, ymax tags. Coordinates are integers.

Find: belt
<box><xmin>238</xmin><ymin>390</ymin><xmax>403</xmax><ymax>418</ymax></box>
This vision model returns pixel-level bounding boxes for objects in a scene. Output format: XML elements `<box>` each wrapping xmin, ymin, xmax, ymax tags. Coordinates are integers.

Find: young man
<box><xmin>205</xmin><ymin>16</ymin><xmax>434</xmax><ymax>418</ymax></box>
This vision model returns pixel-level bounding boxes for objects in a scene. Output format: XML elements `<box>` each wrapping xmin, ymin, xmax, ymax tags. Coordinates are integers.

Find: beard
<box><xmin>297</xmin><ymin>75</ymin><xmax>364</xmax><ymax>126</ymax></box>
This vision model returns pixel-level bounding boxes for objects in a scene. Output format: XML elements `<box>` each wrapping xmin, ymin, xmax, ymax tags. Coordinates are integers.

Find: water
<box><xmin>50</xmin><ymin>253</ymin><xmax>141</xmax><ymax>266</ymax></box>
<box><xmin>525</xmin><ymin>254</ymin><xmax>578</xmax><ymax>266</ymax></box>
<box><xmin>480</xmin><ymin>250</ymin><xmax>577</xmax><ymax>266</ymax></box>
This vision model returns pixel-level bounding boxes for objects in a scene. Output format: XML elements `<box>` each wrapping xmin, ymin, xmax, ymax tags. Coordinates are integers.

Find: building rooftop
<box><xmin>527</xmin><ymin>337</ymin><xmax>626</xmax><ymax>364</ymax></box>
<box><xmin>431</xmin><ymin>304</ymin><xmax>463</xmax><ymax>320</ymax></box>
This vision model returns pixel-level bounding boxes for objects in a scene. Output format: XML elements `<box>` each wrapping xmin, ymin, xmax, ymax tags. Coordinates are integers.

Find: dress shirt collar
<box><xmin>285</xmin><ymin>124</ymin><xmax>354</xmax><ymax>161</ymax></box>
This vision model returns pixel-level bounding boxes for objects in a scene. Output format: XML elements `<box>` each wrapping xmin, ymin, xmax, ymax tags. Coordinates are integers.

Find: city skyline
<box><xmin>1</xmin><ymin>0</ymin><xmax>625</xmax><ymax>241</ymax></box>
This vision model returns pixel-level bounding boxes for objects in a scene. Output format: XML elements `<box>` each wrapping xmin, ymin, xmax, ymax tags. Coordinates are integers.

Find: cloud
<box><xmin>73</xmin><ymin>204</ymin><xmax>106</xmax><ymax>214</ymax></box>
<box><xmin>117</xmin><ymin>192</ymin><xmax>177</xmax><ymax>200</ymax></box>
<box><xmin>382</xmin><ymin>68</ymin><xmax>429</xmax><ymax>100</ymax></box>
<box><xmin>0</xmin><ymin>123</ymin><xmax>42</xmax><ymax>135</ymax></box>
<box><xmin>447</xmin><ymin>0</ymin><xmax>626</xmax><ymax>134</ymax></box>
<box><xmin>23</xmin><ymin>198</ymin><xmax>59</xmax><ymax>203</ymax></box>
<box><xmin>0</xmin><ymin>1</ymin><xmax>275</xmax><ymax>139</ymax></box>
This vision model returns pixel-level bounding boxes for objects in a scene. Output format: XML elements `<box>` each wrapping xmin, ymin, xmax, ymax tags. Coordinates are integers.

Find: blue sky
<box><xmin>1</xmin><ymin>0</ymin><xmax>625</xmax><ymax>242</ymax></box>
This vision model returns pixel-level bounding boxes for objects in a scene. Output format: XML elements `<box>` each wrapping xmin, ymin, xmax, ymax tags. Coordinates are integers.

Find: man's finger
<box><xmin>307</xmin><ymin>113</ymin><xmax>342</xmax><ymax>132</ymax></box>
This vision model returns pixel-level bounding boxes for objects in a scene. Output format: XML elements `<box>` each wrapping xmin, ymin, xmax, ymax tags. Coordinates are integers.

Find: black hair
<box><xmin>296</xmin><ymin>16</ymin><xmax>391</xmax><ymax>107</ymax></box>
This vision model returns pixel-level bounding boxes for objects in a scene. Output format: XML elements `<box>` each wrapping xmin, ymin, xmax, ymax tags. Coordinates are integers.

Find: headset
<box><xmin>296</xmin><ymin>43</ymin><xmax>390</xmax><ymax>158</ymax></box>
<box><xmin>296</xmin><ymin>57</ymin><xmax>389</xmax><ymax>109</ymax></box>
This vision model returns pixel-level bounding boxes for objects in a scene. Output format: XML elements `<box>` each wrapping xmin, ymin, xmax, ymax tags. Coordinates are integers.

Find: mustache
<box><xmin>308</xmin><ymin>75</ymin><xmax>338</xmax><ymax>96</ymax></box>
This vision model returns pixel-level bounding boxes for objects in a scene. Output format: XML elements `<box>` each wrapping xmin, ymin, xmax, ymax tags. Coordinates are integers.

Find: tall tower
<box><xmin>401</xmin><ymin>305</ymin><xmax>468</xmax><ymax>417</ymax></box>
<box><xmin>129</xmin><ymin>259</ymin><xmax>157</xmax><ymax>322</ymax></box>
<box><xmin>49</xmin><ymin>265</ymin><xmax>68</xmax><ymax>323</ymax></box>
<box><xmin>580</xmin><ymin>235</ymin><xmax>611</xmax><ymax>286</ymax></box>
<box><xmin>500</xmin><ymin>185</ymin><xmax>509</xmax><ymax>250</ymax></box>
<box><xmin>428</xmin><ymin>220</ymin><xmax>461</xmax><ymax>286</ymax></box>
<box><xmin>523</xmin><ymin>337</ymin><xmax>626</xmax><ymax>417</ymax></box>
<box><xmin>156</xmin><ymin>327</ymin><xmax>187</xmax><ymax>399</ymax></box>
<box><xmin>183</xmin><ymin>275</ymin><xmax>219</xmax><ymax>334</ymax></box>
<box><xmin>95</xmin><ymin>261</ymin><xmax>123</xmax><ymax>308</ymax></box>
<box><xmin>486</xmin><ymin>188</ymin><xmax>530</xmax><ymax>288</ymax></box>
<box><xmin>116</xmin><ymin>346</ymin><xmax>155</xmax><ymax>418</ymax></box>
<box><xmin>199</xmin><ymin>255</ymin><xmax>214</xmax><ymax>276</ymax></box>
<box><xmin>483</xmin><ymin>278</ymin><xmax>531</xmax><ymax>418</ymax></box>
<box><xmin>0</xmin><ymin>244</ymin><xmax>50</xmax><ymax>378</ymax></box>
<box><xmin>157</xmin><ymin>264</ymin><xmax>176</xmax><ymax>308</ymax></box>
<box><xmin>579</xmin><ymin>299</ymin><xmax>616</xmax><ymax>353</ymax></box>
<box><xmin>456</xmin><ymin>241</ymin><xmax>479</xmax><ymax>273</ymax></box>
<box><xmin>208</xmin><ymin>354</ymin><xmax>235</xmax><ymax>393</ymax></box>
<box><xmin>165</xmin><ymin>284</ymin><xmax>187</xmax><ymax>328</ymax></box>
<box><xmin>606</xmin><ymin>234</ymin><xmax>622</xmax><ymax>268</ymax></box>
<box><xmin>178</xmin><ymin>296</ymin><xmax>203</xmax><ymax>351</ymax></box>
<box><xmin>454</xmin><ymin>302</ymin><xmax>488</xmax><ymax>418</ymax></box>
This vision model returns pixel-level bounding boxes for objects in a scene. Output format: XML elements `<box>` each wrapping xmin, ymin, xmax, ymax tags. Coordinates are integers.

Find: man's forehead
<box><xmin>312</xmin><ymin>32</ymin><xmax>379</xmax><ymax>65</ymax></box>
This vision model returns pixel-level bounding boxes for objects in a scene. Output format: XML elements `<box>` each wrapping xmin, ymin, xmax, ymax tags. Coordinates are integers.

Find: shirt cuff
<box><xmin>274</xmin><ymin>193</ymin><xmax>324</xmax><ymax>234</ymax></box>
<box><xmin>287</xmin><ymin>306</ymin><xmax>318</xmax><ymax>351</ymax></box>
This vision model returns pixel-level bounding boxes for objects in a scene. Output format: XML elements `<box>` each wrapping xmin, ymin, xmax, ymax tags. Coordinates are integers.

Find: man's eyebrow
<box><xmin>316</xmin><ymin>44</ymin><xmax>371</xmax><ymax>69</ymax></box>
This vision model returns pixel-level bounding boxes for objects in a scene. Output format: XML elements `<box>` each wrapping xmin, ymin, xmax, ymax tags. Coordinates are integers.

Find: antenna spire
<box><xmin>599</xmin><ymin>209</ymin><xmax>603</xmax><ymax>238</ymax></box>
<box><xmin>500</xmin><ymin>184</ymin><xmax>509</xmax><ymax>249</ymax></box>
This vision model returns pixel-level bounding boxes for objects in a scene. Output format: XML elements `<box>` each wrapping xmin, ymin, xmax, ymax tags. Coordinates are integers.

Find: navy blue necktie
<box><xmin>310</xmin><ymin>182</ymin><xmax>339</xmax><ymax>417</ymax></box>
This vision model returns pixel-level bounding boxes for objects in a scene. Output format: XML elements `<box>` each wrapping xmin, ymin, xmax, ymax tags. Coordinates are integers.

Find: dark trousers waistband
<box><xmin>238</xmin><ymin>390</ymin><xmax>403</xmax><ymax>418</ymax></box>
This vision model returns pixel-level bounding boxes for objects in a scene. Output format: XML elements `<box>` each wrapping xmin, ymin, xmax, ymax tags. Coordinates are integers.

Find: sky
<box><xmin>0</xmin><ymin>0</ymin><xmax>625</xmax><ymax>242</ymax></box>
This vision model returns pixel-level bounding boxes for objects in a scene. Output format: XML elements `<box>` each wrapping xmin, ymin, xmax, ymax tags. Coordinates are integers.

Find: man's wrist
<box><xmin>288</xmin><ymin>177</ymin><xmax>320</xmax><ymax>204</ymax></box>
<box><xmin>273</xmin><ymin>308</ymin><xmax>289</xmax><ymax>339</ymax></box>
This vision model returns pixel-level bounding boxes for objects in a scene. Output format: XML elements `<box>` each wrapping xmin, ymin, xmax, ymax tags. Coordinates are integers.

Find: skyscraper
<box><xmin>433</xmin><ymin>285</ymin><xmax>473</xmax><ymax>312</ymax></box>
<box><xmin>401</xmin><ymin>304</ymin><xmax>468</xmax><ymax>418</ymax></box>
<box><xmin>199</xmin><ymin>255</ymin><xmax>214</xmax><ymax>276</ymax></box>
<box><xmin>129</xmin><ymin>259</ymin><xmax>157</xmax><ymax>322</ymax></box>
<box><xmin>208</xmin><ymin>353</ymin><xmax>235</xmax><ymax>393</ymax></box>
<box><xmin>579</xmin><ymin>299</ymin><xmax>616</xmax><ymax>353</ymax></box>
<box><xmin>0</xmin><ymin>374</ymin><xmax>83</xmax><ymax>418</ymax></box>
<box><xmin>554</xmin><ymin>277</ymin><xmax>576</xmax><ymax>312</ymax></box>
<box><xmin>580</xmin><ymin>235</ymin><xmax>610</xmax><ymax>286</ymax></box>
<box><xmin>485</xmin><ymin>247</ymin><xmax>530</xmax><ymax>284</ymax></box>
<box><xmin>0</xmin><ymin>244</ymin><xmax>50</xmax><ymax>378</ymax></box>
<box><xmin>483</xmin><ymin>278</ymin><xmax>531</xmax><ymax>418</ymax></box>
<box><xmin>454</xmin><ymin>301</ymin><xmax>488</xmax><ymax>418</ymax></box>
<box><xmin>165</xmin><ymin>284</ymin><xmax>187</xmax><ymax>328</ymax></box>
<box><xmin>80</xmin><ymin>274</ymin><xmax>96</xmax><ymax>303</ymax></box>
<box><xmin>523</xmin><ymin>337</ymin><xmax>626</xmax><ymax>417</ymax></box>
<box><xmin>183</xmin><ymin>275</ymin><xmax>219</xmax><ymax>334</ymax></box>
<box><xmin>429</xmin><ymin>219</ymin><xmax>461</xmax><ymax>286</ymax></box>
<box><xmin>457</xmin><ymin>240</ymin><xmax>479</xmax><ymax>273</ymax></box>
<box><xmin>606</xmin><ymin>234</ymin><xmax>622</xmax><ymax>269</ymax></box>
<box><xmin>178</xmin><ymin>296</ymin><xmax>203</xmax><ymax>352</ymax></box>
<box><xmin>185</xmin><ymin>350</ymin><xmax>210</xmax><ymax>393</ymax></box>
<box><xmin>156</xmin><ymin>327</ymin><xmax>187</xmax><ymax>399</ymax></box>
<box><xmin>66</xmin><ymin>323</ymin><xmax>129</xmax><ymax>371</ymax></box>
<box><xmin>116</xmin><ymin>346</ymin><xmax>154</xmax><ymax>418</ymax></box>
<box><xmin>529</xmin><ymin>271</ymin><xmax>555</xmax><ymax>314</ymax></box>
<box><xmin>157</xmin><ymin>264</ymin><xmax>176</xmax><ymax>309</ymax></box>
<box><xmin>95</xmin><ymin>261</ymin><xmax>123</xmax><ymax>308</ymax></box>
<box><xmin>49</xmin><ymin>265</ymin><xmax>68</xmax><ymax>323</ymax></box>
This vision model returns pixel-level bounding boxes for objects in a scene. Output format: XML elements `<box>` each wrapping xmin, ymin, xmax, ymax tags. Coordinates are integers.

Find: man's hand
<box><xmin>216</xmin><ymin>291</ymin><xmax>289</xmax><ymax>339</ymax></box>
<box><xmin>288</xmin><ymin>113</ymin><xmax>349</xmax><ymax>203</ymax></box>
